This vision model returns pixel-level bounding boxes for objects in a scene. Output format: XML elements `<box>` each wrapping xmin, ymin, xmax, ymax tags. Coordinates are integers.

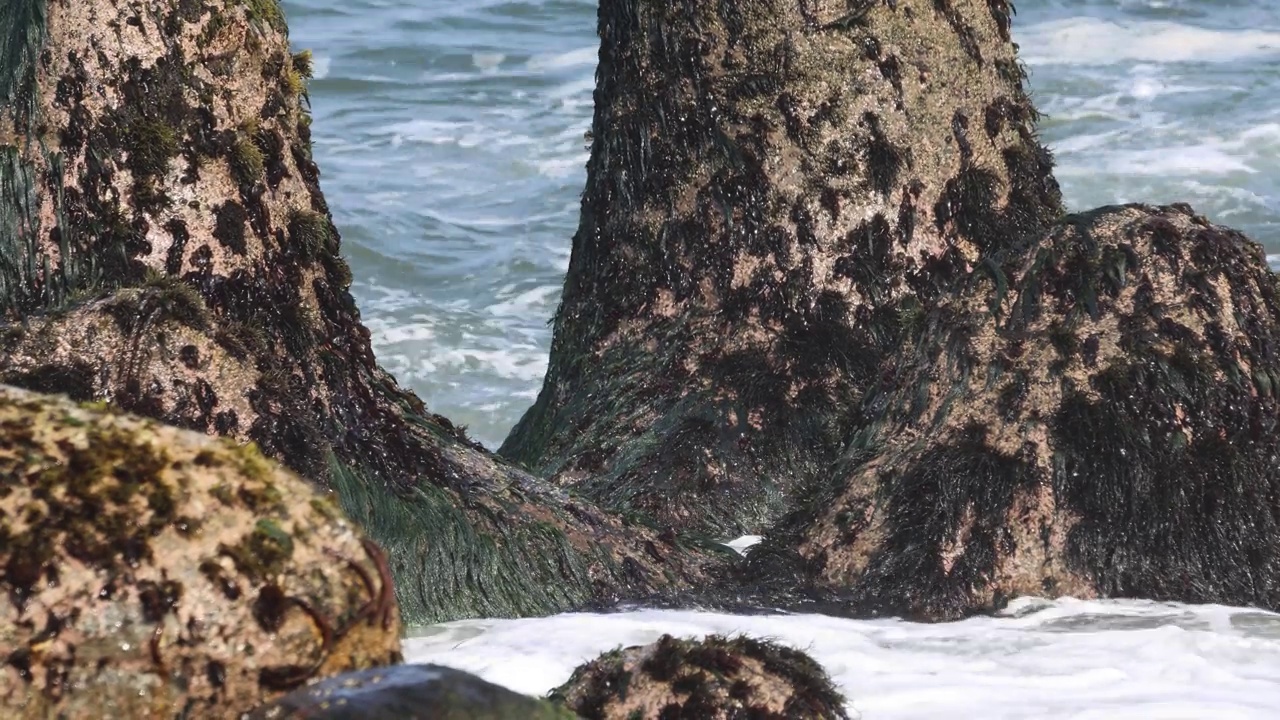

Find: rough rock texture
<box><xmin>550</xmin><ymin>634</ymin><xmax>849</xmax><ymax>719</ymax></box>
<box><xmin>248</xmin><ymin>664</ymin><xmax>576</xmax><ymax>719</ymax></box>
<box><xmin>0</xmin><ymin>384</ymin><xmax>400</xmax><ymax>717</ymax></box>
<box><xmin>503</xmin><ymin>0</ymin><xmax>1061</xmax><ymax>535</ymax></box>
<box><xmin>0</xmin><ymin>0</ymin><xmax>712</xmax><ymax>625</ymax></box>
<box><xmin>746</xmin><ymin>204</ymin><xmax>1280</xmax><ymax>620</ymax></box>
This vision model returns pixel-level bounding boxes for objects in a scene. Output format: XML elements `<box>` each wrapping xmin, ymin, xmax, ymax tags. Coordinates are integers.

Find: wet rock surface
<box><xmin>0</xmin><ymin>0</ymin><xmax>712</xmax><ymax>627</ymax></box>
<box><xmin>247</xmin><ymin>664</ymin><xmax>575</xmax><ymax>719</ymax></box>
<box><xmin>503</xmin><ymin>0</ymin><xmax>1061</xmax><ymax>536</ymax></box>
<box><xmin>747</xmin><ymin>204</ymin><xmax>1280</xmax><ymax>620</ymax></box>
<box><xmin>551</xmin><ymin>634</ymin><xmax>849</xmax><ymax>719</ymax></box>
<box><xmin>0</xmin><ymin>384</ymin><xmax>401</xmax><ymax>717</ymax></box>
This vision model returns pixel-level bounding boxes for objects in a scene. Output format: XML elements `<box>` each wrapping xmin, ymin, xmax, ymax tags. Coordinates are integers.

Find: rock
<box><xmin>502</xmin><ymin>0</ymin><xmax>1061</xmax><ymax>536</ymax></box>
<box><xmin>246</xmin><ymin>664</ymin><xmax>575</xmax><ymax>719</ymax></box>
<box><xmin>550</xmin><ymin>634</ymin><xmax>849</xmax><ymax>719</ymax></box>
<box><xmin>747</xmin><ymin>204</ymin><xmax>1280</xmax><ymax>620</ymax></box>
<box><xmin>0</xmin><ymin>0</ymin><xmax>712</xmax><ymax>625</ymax></box>
<box><xmin>0</xmin><ymin>385</ymin><xmax>401</xmax><ymax>717</ymax></box>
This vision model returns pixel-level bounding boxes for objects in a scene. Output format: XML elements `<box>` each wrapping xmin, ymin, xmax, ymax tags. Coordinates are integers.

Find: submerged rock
<box><xmin>748</xmin><ymin>204</ymin><xmax>1280</xmax><ymax>620</ymax></box>
<box><xmin>551</xmin><ymin>634</ymin><xmax>849</xmax><ymax>719</ymax></box>
<box><xmin>0</xmin><ymin>385</ymin><xmax>401</xmax><ymax>717</ymax></box>
<box><xmin>247</xmin><ymin>664</ymin><xmax>575</xmax><ymax>719</ymax></box>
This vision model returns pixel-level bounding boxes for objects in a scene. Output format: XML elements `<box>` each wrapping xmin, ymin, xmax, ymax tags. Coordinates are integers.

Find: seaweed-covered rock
<box><xmin>0</xmin><ymin>384</ymin><xmax>401</xmax><ymax>717</ymax></box>
<box><xmin>748</xmin><ymin>204</ymin><xmax>1280</xmax><ymax>620</ymax></box>
<box><xmin>0</xmin><ymin>0</ymin><xmax>712</xmax><ymax>624</ymax></box>
<box><xmin>247</xmin><ymin>664</ymin><xmax>576</xmax><ymax>719</ymax></box>
<box><xmin>503</xmin><ymin>0</ymin><xmax>1061</xmax><ymax>535</ymax></box>
<box><xmin>551</xmin><ymin>634</ymin><xmax>849</xmax><ymax>719</ymax></box>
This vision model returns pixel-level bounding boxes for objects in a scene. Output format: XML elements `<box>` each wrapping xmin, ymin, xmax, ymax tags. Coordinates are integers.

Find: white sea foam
<box><xmin>534</xmin><ymin>154</ymin><xmax>588</xmax><ymax>179</ymax></box>
<box><xmin>1057</xmin><ymin>144</ymin><xmax>1254</xmax><ymax>178</ymax></box>
<box><xmin>724</xmin><ymin>534</ymin><xmax>764</xmax><ymax>555</ymax></box>
<box><xmin>1019</xmin><ymin>18</ymin><xmax>1280</xmax><ymax>65</ymax></box>
<box><xmin>526</xmin><ymin>46</ymin><xmax>598</xmax><ymax>71</ymax></box>
<box><xmin>1052</xmin><ymin>118</ymin><xmax>1280</xmax><ymax>185</ymax></box>
<box><xmin>472</xmin><ymin>52</ymin><xmax>505</xmax><ymax>72</ymax></box>
<box><xmin>425</xmin><ymin>346</ymin><xmax>547</xmax><ymax>382</ymax></box>
<box><xmin>486</xmin><ymin>285</ymin><xmax>560</xmax><ymax>317</ymax></box>
<box><xmin>403</xmin><ymin>600</ymin><xmax>1280</xmax><ymax>719</ymax></box>
<box><xmin>311</xmin><ymin>54</ymin><xmax>332</xmax><ymax>80</ymax></box>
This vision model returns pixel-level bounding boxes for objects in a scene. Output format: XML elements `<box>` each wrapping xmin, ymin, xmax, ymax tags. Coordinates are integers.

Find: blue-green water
<box><xmin>281</xmin><ymin>0</ymin><xmax>1280</xmax><ymax>449</ymax></box>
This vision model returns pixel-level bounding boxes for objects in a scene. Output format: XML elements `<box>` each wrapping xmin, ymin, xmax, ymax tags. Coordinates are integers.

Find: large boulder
<box><xmin>551</xmin><ymin>634</ymin><xmax>849</xmax><ymax>719</ymax></box>
<box><xmin>0</xmin><ymin>0</ymin><xmax>712</xmax><ymax>626</ymax></box>
<box><xmin>747</xmin><ymin>204</ymin><xmax>1280</xmax><ymax>620</ymax></box>
<box><xmin>502</xmin><ymin>0</ymin><xmax>1062</xmax><ymax>536</ymax></box>
<box><xmin>0</xmin><ymin>385</ymin><xmax>401</xmax><ymax>717</ymax></box>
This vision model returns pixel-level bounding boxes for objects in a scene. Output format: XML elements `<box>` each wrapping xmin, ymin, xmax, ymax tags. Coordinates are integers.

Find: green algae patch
<box><xmin>125</xmin><ymin>117</ymin><xmax>180</xmax><ymax>198</ymax></box>
<box><xmin>230</xmin><ymin>131</ymin><xmax>266</xmax><ymax>188</ymax></box>
<box><xmin>0</xmin><ymin>0</ymin><xmax>47</xmax><ymax>123</ymax></box>
<box><xmin>286</xmin><ymin>209</ymin><xmax>334</xmax><ymax>261</ymax></box>
<box><xmin>291</xmin><ymin>50</ymin><xmax>313</xmax><ymax>79</ymax></box>
<box><xmin>328</xmin><ymin>454</ymin><xmax>595</xmax><ymax>625</ymax></box>
<box><xmin>223</xmin><ymin>517</ymin><xmax>297</xmax><ymax>581</ymax></box>
<box><xmin>101</xmin><ymin>273</ymin><xmax>216</xmax><ymax>333</ymax></box>
<box><xmin>243</xmin><ymin>0</ymin><xmax>286</xmax><ymax>33</ymax></box>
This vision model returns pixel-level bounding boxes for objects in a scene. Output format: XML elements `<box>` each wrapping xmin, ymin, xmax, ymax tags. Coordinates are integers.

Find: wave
<box><xmin>1019</xmin><ymin>18</ymin><xmax>1280</xmax><ymax>65</ymax></box>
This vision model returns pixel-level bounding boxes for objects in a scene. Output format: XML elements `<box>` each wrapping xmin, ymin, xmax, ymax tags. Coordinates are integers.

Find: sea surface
<box><xmin>280</xmin><ymin>0</ymin><xmax>1280</xmax><ymax>715</ymax></box>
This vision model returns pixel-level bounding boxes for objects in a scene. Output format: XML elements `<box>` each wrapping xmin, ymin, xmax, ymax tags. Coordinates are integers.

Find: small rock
<box><xmin>551</xmin><ymin>634</ymin><xmax>850</xmax><ymax>719</ymax></box>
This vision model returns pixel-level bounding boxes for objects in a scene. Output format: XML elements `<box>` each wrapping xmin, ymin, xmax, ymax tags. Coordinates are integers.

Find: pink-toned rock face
<box><xmin>0</xmin><ymin>385</ymin><xmax>401</xmax><ymax>717</ymax></box>
<box><xmin>750</xmin><ymin>203</ymin><xmax>1280</xmax><ymax>621</ymax></box>
<box><xmin>502</xmin><ymin>0</ymin><xmax>1062</xmax><ymax>536</ymax></box>
<box><xmin>0</xmin><ymin>0</ymin><xmax>359</xmax><ymax>481</ymax></box>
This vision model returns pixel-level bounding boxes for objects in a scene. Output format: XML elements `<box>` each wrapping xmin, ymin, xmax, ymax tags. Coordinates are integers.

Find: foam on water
<box><xmin>525</xmin><ymin>45</ymin><xmax>597</xmax><ymax>71</ymax></box>
<box><xmin>402</xmin><ymin>599</ymin><xmax>1280</xmax><ymax>719</ymax></box>
<box><xmin>1018</xmin><ymin>18</ymin><xmax>1280</xmax><ymax>65</ymax></box>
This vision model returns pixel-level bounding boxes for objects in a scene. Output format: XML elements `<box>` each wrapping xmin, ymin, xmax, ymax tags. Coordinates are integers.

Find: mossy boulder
<box><xmin>748</xmin><ymin>204</ymin><xmax>1280</xmax><ymax>620</ymax></box>
<box><xmin>0</xmin><ymin>385</ymin><xmax>401</xmax><ymax>717</ymax></box>
<box><xmin>550</xmin><ymin>634</ymin><xmax>849</xmax><ymax>719</ymax></box>
<box><xmin>247</xmin><ymin>664</ymin><xmax>576</xmax><ymax>719</ymax></box>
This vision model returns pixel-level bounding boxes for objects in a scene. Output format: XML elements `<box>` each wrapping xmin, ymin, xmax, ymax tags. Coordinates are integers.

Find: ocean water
<box><xmin>280</xmin><ymin>0</ymin><xmax>1280</xmax><ymax>715</ymax></box>
<box><xmin>402</xmin><ymin>599</ymin><xmax>1280</xmax><ymax>719</ymax></box>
